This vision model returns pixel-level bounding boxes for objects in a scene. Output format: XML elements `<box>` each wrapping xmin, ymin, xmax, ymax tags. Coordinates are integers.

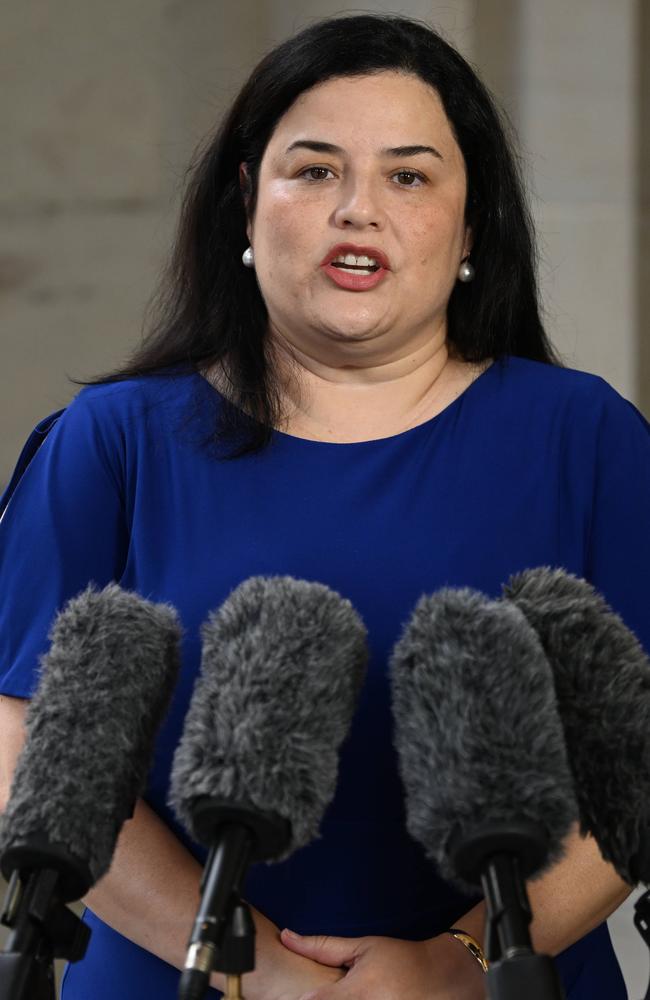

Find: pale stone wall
<box><xmin>515</xmin><ymin>0</ymin><xmax>639</xmax><ymax>398</ymax></box>
<box><xmin>639</xmin><ymin>1</ymin><xmax>650</xmax><ymax>413</ymax></box>
<box><xmin>1</xmin><ymin>1</ymin><xmax>167</xmax><ymax>487</ymax></box>
<box><xmin>0</xmin><ymin>2</ymin><xmax>271</xmax><ymax>488</ymax></box>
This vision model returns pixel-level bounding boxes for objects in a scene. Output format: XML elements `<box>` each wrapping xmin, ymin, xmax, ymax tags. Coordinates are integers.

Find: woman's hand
<box><xmin>240</xmin><ymin>910</ymin><xmax>345</xmax><ymax>1000</ymax></box>
<box><xmin>279</xmin><ymin>928</ymin><xmax>485</xmax><ymax>1000</ymax></box>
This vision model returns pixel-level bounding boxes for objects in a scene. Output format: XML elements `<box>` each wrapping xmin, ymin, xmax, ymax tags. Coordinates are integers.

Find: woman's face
<box><xmin>246</xmin><ymin>71</ymin><xmax>471</xmax><ymax>363</ymax></box>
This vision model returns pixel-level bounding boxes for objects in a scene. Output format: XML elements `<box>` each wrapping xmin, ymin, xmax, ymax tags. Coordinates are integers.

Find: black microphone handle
<box><xmin>481</xmin><ymin>855</ymin><xmax>565</xmax><ymax>1000</ymax></box>
<box><xmin>0</xmin><ymin>867</ymin><xmax>91</xmax><ymax>999</ymax></box>
<box><xmin>0</xmin><ymin>953</ymin><xmax>55</xmax><ymax>1000</ymax></box>
<box><xmin>179</xmin><ymin>824</ymin><xmax>254</xmax><ymax>1000</ymax></box>
<box><xmin>481</xmin><ymin>853</ymin><xmax>533</xmax><ymax>960</ymax></box>
<box><xmin>487</xmin><ymin>954</ymin><xmax>566</xmax><ymax>1000</ymax></box>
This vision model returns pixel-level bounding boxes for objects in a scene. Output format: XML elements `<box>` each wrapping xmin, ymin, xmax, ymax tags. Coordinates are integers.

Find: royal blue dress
<box><xmin>1</xmin><ymin>355</ymin><xmax>648</xmax><ymax>999</ymax></box>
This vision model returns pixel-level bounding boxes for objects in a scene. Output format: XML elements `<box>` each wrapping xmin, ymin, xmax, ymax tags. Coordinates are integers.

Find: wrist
<box><xmin>446</xmin><ymin>927</ymin><xmax>489</xmax><ymax>973</ymax></box>
<box><xmin>425</xmin><ymin>930</ymin><xmax>486</xmax><ymax>1000</ymax></box>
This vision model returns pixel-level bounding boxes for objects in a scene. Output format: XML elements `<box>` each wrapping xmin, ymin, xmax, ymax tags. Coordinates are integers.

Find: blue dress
<box><xmin>1</xmin><ymin>355</ymin><xmax>648</xmax><ymax>999</ymax></box>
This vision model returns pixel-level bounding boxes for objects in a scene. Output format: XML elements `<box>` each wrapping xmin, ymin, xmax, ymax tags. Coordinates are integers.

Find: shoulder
<box><xmin>495</xmin><ymin>356</ymin><xmax>649</xmax><ymax>436</ymax></box>
<box><xmin>17</xmin><ymin>372</ymin><xmax>205</xmax><ymax>487</ymax></box>
<box><xmin>53</xmin><ymin>371</ymin><xmax>202</xmax><ymax>442</ymax></box>
<box><xmin>495</xmin><ymin>355</ymin><xmax>611</xmax><ymax>400</ymax></box>
<box><xmin>71</xmin><ymin>370</ymin><xmax>199</xmax><ymax>417</ymax></box>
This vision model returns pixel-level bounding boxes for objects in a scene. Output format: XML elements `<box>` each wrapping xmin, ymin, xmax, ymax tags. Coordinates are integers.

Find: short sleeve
<box><xmin>0</xmin><ymin>390</ymin><xmax>129</xmax><ymax>696</ymax></box>
<box><xmin>585</xmin><ymin>383</ymin><xmax>650</xmax><ymax>655</ymax></box>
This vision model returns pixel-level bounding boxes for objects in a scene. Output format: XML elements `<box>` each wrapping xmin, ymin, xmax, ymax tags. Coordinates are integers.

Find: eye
<box><xmin>392</xmin><ymin>170</ymin><xmax>426</xmax><ymax>187</ymax></box>
<box><xmin>298</xmin><ymin>166</ymin><xmax>335</xmax><ymax>181</ymax></box>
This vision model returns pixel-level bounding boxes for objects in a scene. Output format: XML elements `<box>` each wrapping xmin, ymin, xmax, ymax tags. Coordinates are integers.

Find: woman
<box><xmin>0</xmin><ymin>14</ymin><xmax>647</xmax><ymax>999</ymax></box>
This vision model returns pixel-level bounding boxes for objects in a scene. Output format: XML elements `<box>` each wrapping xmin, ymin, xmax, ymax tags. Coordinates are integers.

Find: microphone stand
<box><xmin>451</xmin><ymin>821</ymin><xmax>566</xmax><ymax>1000</ymax></box>
<box><xmin>179</xmin><ymin>824</ymin><xmax>255</xmax><ymax>1000</ymax></box>
<box><xmin>481</xmin><ymin>852</ymin><xmax>565</xmax><ymax>1000</ymax></box>
<box><xmin>215</xmin><ymin>895</ymin><xmax>256</xmax><ymax>1000</ymax></box>
<box><xmin>0</xmin><ymin>868</ymin><xmax>90</xmax><ymax>1000</ymax></box>
<box><xmin>178</xmin><ymin>800</ymin><xmax>290</xmax><ymax>1000</ymax></box>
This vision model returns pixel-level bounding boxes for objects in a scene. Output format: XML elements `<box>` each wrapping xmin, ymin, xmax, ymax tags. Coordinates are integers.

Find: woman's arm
<box><xmin>455</xmin><ymin>823</ymin><xmax>631</xmax><ymax>958</ymax></box>
<box><xmin>280</xmin><ymin>823</ymin><xmax>632</xmax><ymax>1000</ymax></box>
<box><xmin>84</xmin><ymin>797</ymin><xmax>343</xmax><ymax>999</ymax></box>
<box><xmin>0</xmin><ymin>694</ymin><xmax>342</xmax><ymax>1000</ymax></box>
<box><xmin>0</xmin><ymin>694</ymin><xmax>27</xmax><ymax>807</ymax></box>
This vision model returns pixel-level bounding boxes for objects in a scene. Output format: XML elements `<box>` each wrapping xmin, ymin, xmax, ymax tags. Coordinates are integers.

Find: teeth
<box><xmin>332</xmin><ymin>253</ymin><xmax>379</xmax><ymax>267</ymax></box>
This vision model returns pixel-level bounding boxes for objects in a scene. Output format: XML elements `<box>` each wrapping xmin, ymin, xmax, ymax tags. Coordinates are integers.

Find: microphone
<box><xmin>390</xmin><ymin>587</ymin><xmax>576</xmax><ymax>1000</ymax></box>
<box><xmin>169</xmin><ymin>575</ymin><xmax>368</xmax><ymax>1000</ymax></box>
<box><xmin>503</xmin><ymin>567</ymin><xmax>650</xmax><ymax>886</ymax></box>
<box><xmin>0</xmin><ymin>583</ymin><xmax>181</xmax><ymax>1000</ymax></box>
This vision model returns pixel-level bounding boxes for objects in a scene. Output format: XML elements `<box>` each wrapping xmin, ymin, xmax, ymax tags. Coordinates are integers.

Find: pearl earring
<box><xmin>458</xmin><ymin>258</ymin><xmax>475</xmax><ymax>283</ymax></box>
<box><xmin>242</xmin><ymin>246</ymin><xmax>255</xmax><ymax>268</ymax></box>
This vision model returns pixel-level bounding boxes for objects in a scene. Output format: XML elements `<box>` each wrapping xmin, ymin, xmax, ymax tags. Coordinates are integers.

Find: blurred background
<box><xmin>1</xmin><ymin>0</ymin><xmax>649</xmax><ymax>995</ymax></box>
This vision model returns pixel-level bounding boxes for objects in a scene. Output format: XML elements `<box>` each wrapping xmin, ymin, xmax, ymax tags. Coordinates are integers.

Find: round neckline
<box><xmin>197</xmin><ymin>358</ymin><xmax>499</xmax><ymax>448</ymax></box>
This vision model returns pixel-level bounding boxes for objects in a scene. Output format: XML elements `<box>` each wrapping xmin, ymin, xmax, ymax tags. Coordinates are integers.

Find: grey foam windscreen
<box><xmin>169</xmin><ymin>576</ymin><xmax>368</xmax><ymax>857</ymax></box>
<box><xmin>390</xmin><ymin>587</ymin><xmax>577</xmax><ymax>889</ymax></box>
<box><xmin>0</xmin><ymin>584</ymin><xmax>181</xmax><ymax>894</ymax></box>
<box><xmin>504</xmin><ymin>566</ymin><xmax>650</xmax><ymax>885</ymax></box>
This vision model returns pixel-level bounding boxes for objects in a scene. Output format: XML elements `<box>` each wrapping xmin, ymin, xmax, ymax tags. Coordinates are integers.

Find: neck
<box><xmin>267</xmin><ymin>326</ymin><xmax>481</xmax><ymax>443</ymax></box>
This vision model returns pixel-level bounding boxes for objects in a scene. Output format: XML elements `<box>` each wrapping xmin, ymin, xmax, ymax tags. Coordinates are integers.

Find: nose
<box><xmin>332</xmin><ymin>175</ymin><xmax>386</xmax><ymax>231</ymax></box>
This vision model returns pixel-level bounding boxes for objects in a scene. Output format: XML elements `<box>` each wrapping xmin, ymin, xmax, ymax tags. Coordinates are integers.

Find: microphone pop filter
<box><xmin>169</xmin><ymin>575</ymin><xmax>368</xmax><ymax>859</ymax></box>
<box><xmin>390</xmin><ymin>587</ymin><xmax>577</xmax><ymax>889</ymax></box>
<box><xmin>504</xmin><ymin>567</ymin><xmax>650</xmax><ymax>885</ymax></box>
<box><xmin>0</xmin><ymin>584</ymin><xmax>181</xmax><ymax>900</ymax></box>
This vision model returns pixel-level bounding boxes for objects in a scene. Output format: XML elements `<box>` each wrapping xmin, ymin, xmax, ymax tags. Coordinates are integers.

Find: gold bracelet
<box><xmin>446</xmin><ymin>928</ymin><xmax>489</xmax><ymax>973</ymax></box>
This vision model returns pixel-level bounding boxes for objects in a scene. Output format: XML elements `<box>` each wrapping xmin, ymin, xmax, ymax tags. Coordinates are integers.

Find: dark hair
<box><xmin>87</xmin><ymin>13</ymin><xmax>561</xmax><ymax>457</ymax></box>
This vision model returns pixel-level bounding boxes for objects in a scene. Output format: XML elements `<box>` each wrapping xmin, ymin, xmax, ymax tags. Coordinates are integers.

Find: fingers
<box><xmin>281</xmin><ymin>929</ymin><xmax>362</xmax><ymax>968</ymax></box>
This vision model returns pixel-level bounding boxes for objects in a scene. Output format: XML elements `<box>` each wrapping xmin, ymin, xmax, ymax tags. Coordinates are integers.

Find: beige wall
<box><xmin>2</xmin><ymin>1</ymin><xmax>167</xmax><ymax>487</ymax></box>
<box><xmin>519</xmin><ymin>0</ymin><xmax>639</xmax><ymax>398</ymax></box>
<box><xmin>640</xmin><ymin>0</ymin><xmax>650</xmax><ymax>413</ymax></box>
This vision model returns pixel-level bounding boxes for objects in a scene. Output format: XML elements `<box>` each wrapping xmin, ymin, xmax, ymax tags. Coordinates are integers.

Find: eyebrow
<box><xmin>284</xmin><ymin>139</ymin><xmax>444</xmax><ymax>161</ymax></box>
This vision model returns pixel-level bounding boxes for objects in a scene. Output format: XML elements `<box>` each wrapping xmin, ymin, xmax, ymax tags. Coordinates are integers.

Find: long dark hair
<box><xmin>86</xmin><ymin>14</ymin><xmax>561</xmax><ymax>457</ymax></box>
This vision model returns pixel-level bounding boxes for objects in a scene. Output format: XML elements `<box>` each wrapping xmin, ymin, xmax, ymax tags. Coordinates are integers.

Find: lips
<box><xmin>320</xmin><ymin>243</ymin><xmax>391</xmax><ymax>269</ymax></box>
<box><xmin>320</xmin><ymin>243</ymin><xmax>391</xmax><ymax>292</ymax></box>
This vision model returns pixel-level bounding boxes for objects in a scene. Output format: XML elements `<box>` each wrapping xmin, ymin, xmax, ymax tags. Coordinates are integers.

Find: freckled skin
<box><xmin>247</xmin><ymin>71</ymin><xmax>470</xmax><ymax>369</ymax></box>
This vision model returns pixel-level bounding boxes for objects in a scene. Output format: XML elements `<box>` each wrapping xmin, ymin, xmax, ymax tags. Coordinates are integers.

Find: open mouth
<box><xmin>329</xmin><ymin>253</ymin><xmax>382</xmax><ymax>274</ymax></box>
<box><xmin>321</xmin><ymin>247</ymin><xmax>389</xmax><ymax>290</ymax></box>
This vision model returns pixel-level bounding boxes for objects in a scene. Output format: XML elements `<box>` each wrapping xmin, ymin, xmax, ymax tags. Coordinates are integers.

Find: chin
<box><xmin>317</xmin><ymin>308</ymin><xmax>388</xmax><ymax>342</ymax></box>
<box><xmin>321</xmin><ymin>324</ymin><xmax>383</xmax><ymax>343</ymax></box>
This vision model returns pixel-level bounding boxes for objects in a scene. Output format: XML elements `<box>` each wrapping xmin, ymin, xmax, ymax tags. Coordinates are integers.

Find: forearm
<box><xmin>84</xmin><ymin>798</ymin><xmax>341</xmax><ymax>999</ymax></box>
<box><xmin>2</xmin><ymin>696</ymin><xmax>340</xmax><ymax>999</ymax></box>
<box><xmin>450</xmin><ymin>824</ymin><xmax>632</xmax><ymax>962</ymax></box>
<box><xmin>84</xmin><ymin>798</ymin><xmax>272</xmax><ymax>993</ymax></box>
<box><xmin>82</xmin><ymin>798</ymin><xmax>207</xmax><ymax>973</ymax></box>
